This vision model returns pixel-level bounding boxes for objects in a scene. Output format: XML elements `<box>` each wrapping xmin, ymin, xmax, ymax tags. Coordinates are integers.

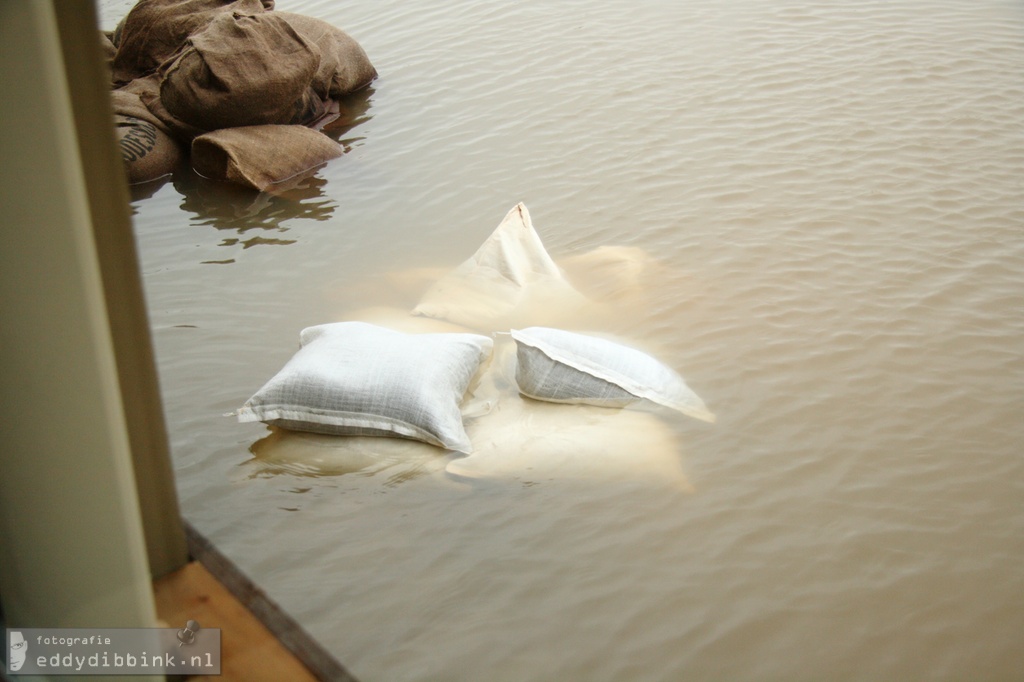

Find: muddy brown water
<box><xmin>99</xmin><ymin>1</ymin><xmax>1023</xmax><ymax>679</ymax></box>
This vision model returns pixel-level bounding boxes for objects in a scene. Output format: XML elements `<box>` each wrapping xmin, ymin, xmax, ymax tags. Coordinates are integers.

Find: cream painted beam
<box><xmin>0</xmin><ymin>0</ymin><xmax>162</xmax><ymax>643</ymax></box>
<box><xmin>52</xmin><ymin>0</ymin><xmax>190</xmax><ymax>580</ymax></box>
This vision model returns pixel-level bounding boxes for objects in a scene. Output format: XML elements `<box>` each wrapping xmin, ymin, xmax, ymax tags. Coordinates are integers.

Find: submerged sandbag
<box><xmin>110</xmin><ymin>87</ymin><xmax>184</xmax><ymax>183</ymax></box>
<box><xmin>111</xmin><ymin>0</ymin><xmax>273</xmax><ymax>85</ymax></box>
<box><xmin>192</xmin><ymin>124</ymin><xmax>343</xmax><ymax>191</ymax></box>
<box><xmin>114</xmin><ymin>116</ymin><xmax>184</xmax><ymax>184</ymax></box>
<box><xmin>449</xmin><ymin>394</ymin><xmax>693</xmax><ymax>491</ymax></box>
<box><xmin>559</xmin><ymin>245</ymin><xmax>663</xmax><ymax>307</ymax></box>
<box><xmin>413</xmin><ymin>203</ymin><xmax>599</xmax><ymax>331</ymax></box>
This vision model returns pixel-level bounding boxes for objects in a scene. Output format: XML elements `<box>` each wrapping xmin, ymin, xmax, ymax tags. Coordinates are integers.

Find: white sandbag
<box><xmin>438</xmin><ymin>337</ymin><xmax>691</xmax><ymax>490</ymax></box>
<box><xmin>237</xmin><ymin>321</ymin><xmax>493</xmax><ymax>453</ymax></box>
<box><xmin>510</xmin><ymin>326</ymin><xmax>716</xmax><ymax>423</ymax></box>
<box><xmin>358</xmin><ymin>244</ymin><xmax>660</xmax><ymax>333</ymax></box>
<box><xmin>338</xmin><ymin>306</ymin><xmax>497</xmax><ymax>418</ymax></box>
<box><xmin>412</xmin><ymin>203</ymin><xmax>598</xmax><ymax>331</ymax></box>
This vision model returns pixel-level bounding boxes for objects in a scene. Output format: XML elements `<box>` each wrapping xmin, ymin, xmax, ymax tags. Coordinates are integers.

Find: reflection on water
<box><xmin>174</xmin><ymin>169</ymin><xmax>333</xmax><ymax>231</ymax></box>
<box><xmin>245</xmin><ymin>427</ymin><xmax>448</xmax><ymax>486</ymax></box>
<box><xmin>321</xmin><ymin>84</ymin><xmax>375</xmax><ymax>143</ymax></box>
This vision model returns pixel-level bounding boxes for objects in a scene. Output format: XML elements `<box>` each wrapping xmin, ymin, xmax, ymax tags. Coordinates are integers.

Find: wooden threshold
<box><xmin>154</xmin><ymin>561</ymin><xmax>318</xmax><ymax>681</ymax></box>
<box><xmin>153</xmin><ymin>523</ymin><xmax>359</xmax><ymax>682</ymax></box>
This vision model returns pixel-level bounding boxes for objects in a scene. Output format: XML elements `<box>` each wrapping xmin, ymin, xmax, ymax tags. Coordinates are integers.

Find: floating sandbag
<box><xmin>192</xmin><ymin>125</ymin><xmax>343</xmax><ymax>191</ymax></box>
<box><xmin>437</xmin><ymin>338</ymin><xmax>692</xmax><ymax>490</ymax></box>
<box><xmin>510</xmin><ymin>326</ymin><xmax>715</xmax><ymax>422</ymax></box>
<box><xmin>111</xmin><ymin>0</ymin><xmax>273</xmax><ymax>85</ymax></box>
<box><xmin>334</xmin><ymin>306</ymin><xmax>498</xmax><ymax>418</ymax></box>
<box><xmin>240</xmin><ymin>309</ymin><xmax>492</xmax><ymax>485</ymax></box>
<box><xmin>413</xmin><ymin>204</ymin><xmax>599</xmax><ymax>331</ymax></box>
<box><xmin>237</xmin><ymin>322</ymin><xmax>493</xmax><ymax>453</ymax></box>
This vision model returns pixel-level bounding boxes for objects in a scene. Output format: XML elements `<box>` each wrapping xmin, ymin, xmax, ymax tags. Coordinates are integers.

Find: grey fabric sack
<box><xmin>237</xmin><ymin>322</ymin><xmax>494</xmax><ymax>453</ymax></box>
<box><xmin>510</xmin><ymin>327</ymin><xmax>716</xmax><ymax>423</ymax></box>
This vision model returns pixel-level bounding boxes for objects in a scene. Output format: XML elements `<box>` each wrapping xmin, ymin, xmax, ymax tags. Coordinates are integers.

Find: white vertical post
<box><xmin>0</xmin><ymin>0</ymin><xmax>158</xmax><ymax>641</ymax></box>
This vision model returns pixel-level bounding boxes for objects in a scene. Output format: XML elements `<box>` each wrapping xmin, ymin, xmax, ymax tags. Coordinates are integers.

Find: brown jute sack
<box><xmin>110</xmin><ymin>87</ymin><xmax>184</xmax><ymax>183</ymax></box>
<box><xmin>191</xmin><ymin>125</ymin><xmax>343</xmax><ymax>191</ymax></box>
<box><xmin>100</xmin><ymin>31</ymin><xmax>117</xmax><ymax>69</ymax></box>
<box><xmin>111</xmin><ymin>0</ymin><xmax>273</xmax><ymax>85</ymax></box>
<box><xmin>276</xmin><ymin>12</ymin><xmax>378</xmax><ymax>99</ymax></box>
<box><xmin>120</xmin><ymin>74</ymin><xmax>207</xmax><ymax>142</ymax></box>
<box><xmin>159</xmin><ymin>11</ymin><xmax>320</xmax><ymax>132</ymax></box>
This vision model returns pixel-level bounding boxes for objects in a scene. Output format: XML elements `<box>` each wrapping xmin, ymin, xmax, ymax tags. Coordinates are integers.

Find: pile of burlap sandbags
<box><xmin>104</xmin><ymin>0</ymin><xmax>377</xmax><ymax>189</ymax></box>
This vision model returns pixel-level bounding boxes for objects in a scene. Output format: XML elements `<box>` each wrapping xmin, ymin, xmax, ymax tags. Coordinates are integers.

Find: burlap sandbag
<box><xmin>120</xmin><ymin>74</ymin><xmax>207</xmax><ymax>142</ymax></box>
<box><xmin>159</xmin><ymin>11</ymin><xmax>321</xmax><ymax>132</ymax></box>
<box><xmin>109</xmin><ymin>0</ymin><xmax>375</xmax><ymax>183</ymax></box>
<box><xmin>276</xmin><ymin>12</ymin><xmax>378</xmax><ymax>99</ymax></box>
<box><xmin>110</xmin><ymin>87</ymin><xmax>184</xmax><ymax>183</ymax></box>
<box><xmin>100</xmin><ymin>31</ymin><xmax>117</xmax><ymax>69</ymax></box>
<box><xmin>111</xmin><ymin>0</ymin><xmax>273</xmax><ymax>85</ymax></box>
<box><xmin>191</xmin><ymin>125</ymin><xmax>343</xmax><ymax>191</ymax></box>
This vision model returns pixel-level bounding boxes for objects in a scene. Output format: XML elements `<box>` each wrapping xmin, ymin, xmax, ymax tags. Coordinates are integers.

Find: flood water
<box><xmin>98</xmin><ymin>0</ymin><xmax>1023</xmax><ymax>680</ymax></box>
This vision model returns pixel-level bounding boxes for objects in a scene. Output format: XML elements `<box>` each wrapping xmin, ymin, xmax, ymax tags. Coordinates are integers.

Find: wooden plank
<box><xmin>181</xmin><ymin>523</ymin><xmax>360</xmax><ymax>682</ymax></box>
<box><xmin>154</xmin><ymin>561</ymin><xmax>320</xmax><ymax>682</ymax></box>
